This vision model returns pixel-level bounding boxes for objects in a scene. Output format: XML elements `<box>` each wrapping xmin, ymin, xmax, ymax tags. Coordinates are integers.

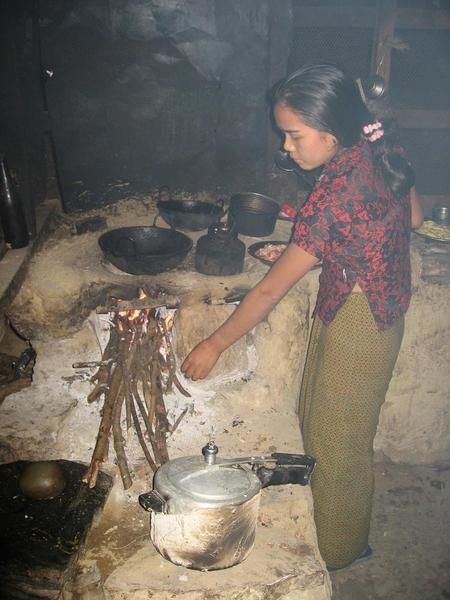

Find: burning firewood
<box><xmin>79</xmin><ymin>289</ymin><xmax>190</xmax><ymax>490</ymax></box>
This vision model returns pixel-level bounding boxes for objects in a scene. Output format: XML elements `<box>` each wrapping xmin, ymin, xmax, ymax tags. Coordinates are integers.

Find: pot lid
<box><xmin>153</xmin><ymin>455</ymin><xmax>262</xmax><ymax>512</ymax></box>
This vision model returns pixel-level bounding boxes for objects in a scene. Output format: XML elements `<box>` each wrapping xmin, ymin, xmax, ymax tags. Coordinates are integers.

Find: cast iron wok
<box><xmin>157</xmin><ymin>198</ymin><xmax>224</xmax><ymax>231</ymax></box>
<box><xmin>98</xmin><ymin>226</ymin><xmax>193</xmax><ymax>275</ymax></box>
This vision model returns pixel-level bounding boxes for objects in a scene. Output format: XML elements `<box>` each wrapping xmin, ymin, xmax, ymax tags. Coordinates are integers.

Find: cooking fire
<box><xmin>77</xmin><ymin>287</ymin><xmax>191</xmax><ymax>490</ymax></box>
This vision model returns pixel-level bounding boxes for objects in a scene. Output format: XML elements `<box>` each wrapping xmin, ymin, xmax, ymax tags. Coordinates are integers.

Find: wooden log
<box><xmin>83</xmin><ymin>360</ymin><xmax>124</xmax><ymax>488</ymax></box>
<box><xmin>152</xmin><ymin>352</ymin><xmax>170</xmax><ymax>465</ymax></box>
<box><xmin>171</xmin><ymin>406</ymin><xmax>189</xmax><ymax>434</ymax></box>
<box><xmin>88</xmin><ymin>327</ymin><xmax>120</xmax><ymax>403</ymax></box>
<box><xmin>130</xmin><ymin>397</ymin><xmax>157</xmax><ymax>472</ymax></box>
<box><xmin>370</xmin><ymin>0</ymin><xmax>397</xmax><ymax>85</ymax></box>
<box><xmin>72</xmin><ymin>360</ymin><xmax>113</xmax><ymax>369</ymax></box>
<box><xmin>112</xmin><ymin>388</ymin><xmax>132</xmax><ymax>490</ymax></box>
<box><xmin>96</xmin><ymin>295</ymin><xmax>180</xmax><ymax>314</ymax></box>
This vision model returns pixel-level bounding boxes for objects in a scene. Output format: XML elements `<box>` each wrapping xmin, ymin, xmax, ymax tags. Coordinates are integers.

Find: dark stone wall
<box><xmin>0</xmin><ymin>0</ymin><xmax>47</xmax><ymax>236</ymax></box>
<box><xmin>38</xmin><ymin>0</ymin><xmax>270</xmax><ymax>212</ymax></box>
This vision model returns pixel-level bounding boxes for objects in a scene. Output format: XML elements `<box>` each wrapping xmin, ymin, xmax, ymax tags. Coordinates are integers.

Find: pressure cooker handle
<box><xmin>271</xmin><ymin>452</ymin><xmax>316</xmax><ymax>467</ymax></box>
<box><xmin>256</xmin><ymin>464</ymin><xmax>315</xmax><ymax>488</ymax></box>
<box><xmin>138</xmin><ymin>490</ymin><xmax>166</xmax><ymax>513</ymax></box>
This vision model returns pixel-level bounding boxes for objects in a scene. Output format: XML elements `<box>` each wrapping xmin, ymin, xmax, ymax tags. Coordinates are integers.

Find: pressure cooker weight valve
<box><xmin>202</xmin><ymin>440</ymin><xmax>219</xmax><ymax>464</ymax></box>
<box><xmin>138</xmin><ymin>443</ymin><xmax>316</xmax><ymax>571</ymax></box>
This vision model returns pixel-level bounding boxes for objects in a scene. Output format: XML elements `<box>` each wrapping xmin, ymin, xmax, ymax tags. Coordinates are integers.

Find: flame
<box><xmin>112</xmin><ymin>288</ymin><xmax>175</xmax><ymax>344</ymax></box>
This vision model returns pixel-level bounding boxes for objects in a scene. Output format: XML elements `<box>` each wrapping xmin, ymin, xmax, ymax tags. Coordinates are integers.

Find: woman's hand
<box><xmin>181</xmin><ymin>245</ymin><xmax>318</xmax><ymax>381</ymax></box>
<box><xmin>181</xmin><ymin>337</ymin><xmax>222</xmax><ymax>381</ymax></box>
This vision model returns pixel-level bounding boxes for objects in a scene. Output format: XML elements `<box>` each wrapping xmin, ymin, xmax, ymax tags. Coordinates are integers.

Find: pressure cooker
<box><xmin>139</xmin><ymin>442</ymin><xmax>315</xmax><ymax>571</ymax></box>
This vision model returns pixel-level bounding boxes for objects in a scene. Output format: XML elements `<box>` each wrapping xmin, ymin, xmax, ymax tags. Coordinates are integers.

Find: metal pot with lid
<box><xmin>139</xmin><ymin>442</ymin><xmax>315</xmax><ymax>571</ymax></box>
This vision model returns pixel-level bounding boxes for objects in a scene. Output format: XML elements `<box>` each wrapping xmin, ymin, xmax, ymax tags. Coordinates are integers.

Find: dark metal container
<box><xmin>98</xmin><ymin>226</ymin><xmax>193</xmax><ymax>275</ymax></box>
<box><xmin>432</xmin><ymin>205</ymin><xmax>450</xmax><ymax>225</ymax></box>
<box><xmin>0</xmin><ymin>156</ymin><xmax>29</xmax><ymax>249</ymax></box>
<box><xmin>157</xmin><ymin>198</ymin><xmax>224</xmax><ymax>232</ymax></box>
<box><xmin>139</xmin><ymin>443</ymin><xmax>315</xmax><ymax>571</ymax></box>
<box><xmin>195</xmin><ymin>221</ymin><xmax>245</xmax><ymax>276</ymax></box>
<box><xmin>0</xmin><ymin>219</ymin><xmax>7</xmax><ymax>261</ymax></box>
<box><xmin>229</xmin><ymin>193</ymin><xmax>279</xmax><ymax>237</ymax></box>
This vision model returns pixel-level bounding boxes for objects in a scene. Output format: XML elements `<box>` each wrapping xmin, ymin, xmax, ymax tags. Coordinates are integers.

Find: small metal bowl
<box><xmin>432</xmin><ymin>205</ymin><xmax>450</xmax><ymax>225</ymax></box>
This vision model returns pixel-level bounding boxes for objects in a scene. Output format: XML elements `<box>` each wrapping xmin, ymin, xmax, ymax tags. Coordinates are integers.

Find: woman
<box><xmin>181</xmin><ymin>64</ymin><xmax>423</xmax><ymax>570</ymax></box>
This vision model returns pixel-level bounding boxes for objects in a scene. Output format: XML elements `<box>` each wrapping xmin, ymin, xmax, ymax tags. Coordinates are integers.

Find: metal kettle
<box><xmin>195</xmin><ymin>219</ymin><xmax>245</xmax><ymax>276</ymax></box>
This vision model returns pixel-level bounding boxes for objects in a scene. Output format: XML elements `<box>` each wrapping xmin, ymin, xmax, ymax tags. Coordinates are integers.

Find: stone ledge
<box><xmin>0</xmin><ymin>199</ymin><xmax>58</xmax><ymax>339</ymax></box>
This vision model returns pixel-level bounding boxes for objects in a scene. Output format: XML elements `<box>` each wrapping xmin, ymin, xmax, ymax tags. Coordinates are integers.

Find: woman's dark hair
<box><xmin>272</xmin><ymin>63</ymin><xmax>415</xmax><ymax>196</ymax></box>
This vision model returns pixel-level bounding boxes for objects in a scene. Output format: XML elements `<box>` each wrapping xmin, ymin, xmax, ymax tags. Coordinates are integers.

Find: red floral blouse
<box><xmin>292</xmin><ymin>139</ymin><xmax>411</xmax><ymax>331</ymax></box>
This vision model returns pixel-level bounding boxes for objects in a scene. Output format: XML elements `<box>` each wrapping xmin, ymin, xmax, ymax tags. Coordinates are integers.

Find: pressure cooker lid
<box><xmin>154</xmin><ymin>455</ymin><xmax>262</xmax><ymax>510</ymax></box>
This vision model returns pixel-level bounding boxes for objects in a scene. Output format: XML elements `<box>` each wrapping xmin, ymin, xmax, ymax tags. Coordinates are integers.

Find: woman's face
<box><xmin>274</xmin><ymin>102</ymin><xmax>339</xmax><ymax>171</ymax></box>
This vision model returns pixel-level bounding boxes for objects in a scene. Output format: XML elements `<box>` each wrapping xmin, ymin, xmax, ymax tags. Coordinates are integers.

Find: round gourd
<box><xmin>19</xmin><ymin>461</ymin><xmax>66</xmax><ymax>500</ymax></box>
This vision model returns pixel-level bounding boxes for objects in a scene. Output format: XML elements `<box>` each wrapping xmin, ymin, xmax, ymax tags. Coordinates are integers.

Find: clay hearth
<box><xmin>1</xmin><ymin>198</ymin><xmax>450</xmax><ymax>599</ymax></box>
<box><xmin>0</xmin><ymin>199</ymin><xmax>332</xmax><ymax>599</ymax></box>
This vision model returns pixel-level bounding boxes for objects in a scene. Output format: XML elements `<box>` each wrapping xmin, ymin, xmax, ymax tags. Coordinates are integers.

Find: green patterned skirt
<box><xmin>298</xmin><ymin>293</ymin><xmax>404</xmax><ymax>569</ymax></box>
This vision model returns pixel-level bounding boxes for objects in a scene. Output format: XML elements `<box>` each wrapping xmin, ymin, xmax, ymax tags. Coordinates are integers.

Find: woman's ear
<box><xmin>327</xmin><ymin>135</ymin><xmax>338</xmax><ymax>151</ymax></box>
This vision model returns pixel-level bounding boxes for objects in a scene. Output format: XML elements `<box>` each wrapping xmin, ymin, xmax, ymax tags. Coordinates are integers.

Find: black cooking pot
<box><xmin>157</xmin><ymin>198</ymin><xmax>224</xmax><ymax>232</ymax></box>
<box><xmin>229</xmin><ymin>193</ymin><xmax>279</xmax><ymax>237</ymax></box>
<box><xmin>98</xmin><ymin>226</ymin><xmax>193</xmax><ymax>275</ymax></box>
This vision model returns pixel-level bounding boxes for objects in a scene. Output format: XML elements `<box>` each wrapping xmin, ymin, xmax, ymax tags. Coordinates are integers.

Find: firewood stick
<box><xmin>160</xmin><ymin>321</ymin><xmax>174</xmax><ymax>393</ymax></box>
<box><xmin>130</xmin><ymin>397</ymin><xmax>157</xmax><ymax>472</ymax></box>
<box><xmin>87</xmin><ymin>384</ymin><xmax>108</xmax><ymax>404</ymax></box>
<box><xmin>142</xmin><ymin>366</ymin><xmax>155</xmax><ymax>427</ymax></box>
<box><xmin>73</xmin><ymin>360</ymin><xmax>113</xmax><ymax>369</ymax></box>
<box><xmin>173</xmin><ymin>373</ymin><xmax>192</xmax><ymax>398</ymax></box>
<box><xmin>122</xmin><ymin>359</ymin><xmax>135</xmax><ymax>446</ymax></box>
<box><xmin>88</xmin><ymin>328</ymin><xmax>119</xmax><ymax>403</ymax></box>
<box><xmin>132</xmin><ymin>379</ymin><xmax>162</xmax><ymax>467</ymax></box>
<box><xmin>83</xmin><ymin>362</ymin><xmax>123</xmax><ymax>488</ymax></box>
<box><xmin>112</xmin><ymin>388</ymin><xmax>133</xmax><ymax>490</ymax></box>
<box><xmin>170</xmin><ymin>406</ymin><xmax>188</xmax><ymax>434</ymax></box>
<box><xmin>152</xmin><ymin>354</ymin><xmax>170</xmax><ymax>464</ymax></box>
<box><xmin>96</xmin><ymin>295</ymin><xmax>180</xmax><ymax>314</ymax></box>
<box><xmin>160</xmin><ymin>320</ymin><xmax>191</xmax><ymax>398</ymax></box>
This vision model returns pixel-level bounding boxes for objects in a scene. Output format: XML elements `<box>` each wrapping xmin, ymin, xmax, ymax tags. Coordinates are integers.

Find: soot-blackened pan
<box><xmin>98</xmin><ymin>226</ymin><xmax>193</xmax><ymax>275</ymax></box>
<box><xmin>157</xmin><ymin>199</ymin><xmax>224</xmax><ymax>232</ymax></box>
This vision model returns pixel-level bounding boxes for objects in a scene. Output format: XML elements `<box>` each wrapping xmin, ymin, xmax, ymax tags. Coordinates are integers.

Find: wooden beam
<box><xmin>396</xmin><ymin>110</ymin><xmax>450</xmax><ymax>129</ymax></box>
<box><xmin>292</xmin><ymin>7</ymin><xmax>375</xmax><ymax>28</ymax></box>
<box><xmin>265</xmin><ymin>0</ymin><xmax>297</xmax><ymax>198</ymax></box>
<box><xmin>371</xmin><ymin>0</ymin><xmax>397</xmax><ymax>85</ymax></box>
<box><xmin>292</xmin><ymin>7</ymin><xmax>450</xmax><ymax>30</ymax></box>
<box><xmin>396</xmin><ymin>9</ymin><xmax>450</xmax><ymax>30</ymax></box>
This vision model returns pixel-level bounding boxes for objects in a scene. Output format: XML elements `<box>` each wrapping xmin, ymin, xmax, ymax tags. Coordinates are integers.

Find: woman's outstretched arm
<box><xmin>410</xmin><ymin>187</ymin><xmax>424</xmax><ymax>229</ymax></box>
<box><xmin>181</xmin><ymin>245</ymin><xmax>319</xmax><ymax>380</ymax></box>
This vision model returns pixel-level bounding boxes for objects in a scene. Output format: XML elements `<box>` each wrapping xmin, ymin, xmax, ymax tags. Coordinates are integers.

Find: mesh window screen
<box><xmin>288</xmin><ymin>1</ymin><xmax>450</xmax><ymax>194</ymax></box>
<box><xmin>390</xmin><ymin>30</ymin><xmax>450</xmax><ymax>110</ymax></box>
<box><xmin>401</xmin><ymin>129</ymin><xmax>450</xmax><ymax>195</ymax></box>
<box><xmin>288</xmin><ymin>27</ymin><xmax>372</xmax><ymax>79</ymax></box>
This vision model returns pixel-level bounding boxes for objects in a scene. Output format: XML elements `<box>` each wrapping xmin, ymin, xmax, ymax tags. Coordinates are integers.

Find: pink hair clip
<box><xmin>362</xmin><ymin>121</ymin><xmax>384</xmax><ymax>142</ymax></box>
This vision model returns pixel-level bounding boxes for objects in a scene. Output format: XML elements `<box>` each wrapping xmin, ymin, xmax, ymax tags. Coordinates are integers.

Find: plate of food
<box><xmin>248</xmin><ymin>241</ymin><xmax>323</xmax><ymax>269</ymax></box>
<box><xmin>248</xmin><ymin>241</ymin><xmax>288</xmax><ymax>266</ymax></box>
<box><xmin>413</xmin><ymin>220</ymin><xmax>450</xmax><ymax>244</ymax></box>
